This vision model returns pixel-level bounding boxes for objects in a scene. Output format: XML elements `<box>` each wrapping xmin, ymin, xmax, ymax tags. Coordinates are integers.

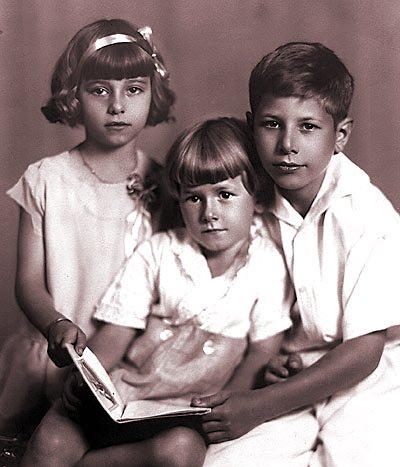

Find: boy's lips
<box><xmin>202</xmin><ymin>228</ymin><xmax>226</xmax><ymax>234</ymax></box>
<box><xmin>273</xmin><ymin>162</ymin><xmax>305</xmax><ymax>172</ymax></box>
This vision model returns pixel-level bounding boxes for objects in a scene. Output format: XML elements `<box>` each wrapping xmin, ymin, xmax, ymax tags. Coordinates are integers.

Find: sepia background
<box><xmin>1</xmin><ymin>0</ymin><xmax>399</xmax><ymax>343</ymax></box>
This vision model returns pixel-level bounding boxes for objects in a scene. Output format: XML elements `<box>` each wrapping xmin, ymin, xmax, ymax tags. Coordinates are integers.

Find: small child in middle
<box><xmin>21</xmin><ymin>117</ymin><xmax>293</xmax><ymax>467</ymax></box>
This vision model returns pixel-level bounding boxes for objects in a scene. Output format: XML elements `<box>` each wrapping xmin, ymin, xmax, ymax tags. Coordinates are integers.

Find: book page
<box><xmin>120</xmin><ymin>399</ymin><xmax>211</xmax><ymax>422</ymax></box>
<box><xmin>66</xmin><ymin>344</ymin><xmax>211</xmax><ymax>424</ymax></box>
<box><xmin>65</xmin><ymin>344</ymin><xmax>124</xmax><ymax>420</ymax></box>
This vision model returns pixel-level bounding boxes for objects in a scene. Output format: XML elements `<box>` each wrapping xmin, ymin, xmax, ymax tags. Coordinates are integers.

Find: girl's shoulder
<box><xmin>18</xmin><ymin>150</ymin><xmax>79</xmax><ymax>183</ymax></box>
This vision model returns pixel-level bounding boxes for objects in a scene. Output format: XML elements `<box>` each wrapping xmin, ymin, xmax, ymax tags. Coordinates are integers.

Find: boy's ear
<box><xmin>334</xmin><ymin>117</ymin><xmax>353</xmax><ymax>154</ymax></box>
<box><xmin>246</xmin><ymin>111</ymin><xmax>254</xmax><ymax>130</ymax></box>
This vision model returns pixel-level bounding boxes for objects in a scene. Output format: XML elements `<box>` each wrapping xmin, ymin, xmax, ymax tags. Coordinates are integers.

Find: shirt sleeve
<box><xmin>248</xmin><ymin>241</ymin><xmax>293</xmax><ymax>342</ymax></box>
<box><xmin>343</xmin><ymin>230</ymin><xmax>400</xmax><ymax>339</ymax></box>
<box><xmin>94</xmin><ymin>236</ymin><xmax>163</xmax><ymax>329</ymax></box>
<box><xmin>6</xmin><ymin>162</ymin><xmax>47</xmax><ymax>236</ymax></box>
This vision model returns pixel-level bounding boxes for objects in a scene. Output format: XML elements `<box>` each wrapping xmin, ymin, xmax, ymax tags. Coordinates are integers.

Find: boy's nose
<box><xmin>279</xmin><ymin>130</ymin><xmax>298</xmax><ymax>155</ymax></box>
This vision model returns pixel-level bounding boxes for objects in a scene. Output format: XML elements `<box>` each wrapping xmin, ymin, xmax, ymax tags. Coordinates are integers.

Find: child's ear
<box><xmin>246</xmin><ymin>111</ymin><xmax>254</xmax><ymax>130</ymax></box>
<box><xmin>334</xmin><ymin>117</ymin><xmax>353</xmax><ymax>154</ymax></box>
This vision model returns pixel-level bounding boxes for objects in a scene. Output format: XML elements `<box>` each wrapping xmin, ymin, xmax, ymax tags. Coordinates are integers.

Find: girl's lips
<box><xmin>105</xmin><ymin>122</ymin><xmax>131</xmax><ymax>127</ymax></box>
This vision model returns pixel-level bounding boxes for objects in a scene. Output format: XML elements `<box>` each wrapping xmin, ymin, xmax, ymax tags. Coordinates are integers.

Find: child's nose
<box><xmin>108</xmin><ymin>96</ymin><xmax>125</xmax><ymax>115</ymax></box>
<box><xmin>201</xmin><ymin>200</ymin><xmax>219</xmax><ymax>223</ymax></box>
<box><xmin>279</xmin><ymin>129</ymin><xmax>298</xmax><ymax>155</ymax></box>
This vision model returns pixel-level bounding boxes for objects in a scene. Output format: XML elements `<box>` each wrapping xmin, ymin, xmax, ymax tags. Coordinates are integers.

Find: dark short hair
<box><xmin>166</xmin><ymin>117</ymin><xmax>272</xmax><ymax>203</ymax></box>
<box><xmin>41</xmin><ymin>18</ymin><xmax>175</xmax><ymax>127</ymax></box>
<box><xmin>249</xmin><ymin>42</ymin><xmax>354</xmax><ymax>127</ymax></box>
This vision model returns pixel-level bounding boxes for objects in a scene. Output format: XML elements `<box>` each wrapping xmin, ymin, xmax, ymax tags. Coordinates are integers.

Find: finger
<box><xmin>74</xmin><ymin>331</ymin><xmax>86</xmax><ymax>356</ymax></box>
<box><xmin>287</xmin><ymin>353</ymin><xmax>303</xmax><ymax>373</ymax></box>
<box><xmin>204</xmin><ymin>431</ymin><xmax>231</xmax><ymax>444</ymax></box>
<box><xmin>267</xmin><ymin>364</ymin><xmax>289</xmax><ymax>378</ymax></box>
<box><xmin>201</xmin><ymin>420</ymin><xmax>225</xmax><ymax>433</ymax></box>
<box><xmin>267</xmin><ymin>354</ymin><xmax>288</xmax><ymax>371</ymax></box>
<box><xmin>200</xmin><ymin>410</ymin><xmax>222</xmax><ymax>423</ymax></box>
<box><xmin>191</xmin><ymin>391</ymin><xmax>230</xmax><ymax>408</ymax></box>
<box><xmin>264</xmin><ymin>372</ymin><xmax>287</xmax><ymax>384</ymax></box>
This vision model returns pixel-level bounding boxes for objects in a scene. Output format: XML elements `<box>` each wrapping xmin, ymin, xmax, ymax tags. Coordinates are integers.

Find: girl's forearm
<box><xmin>15</xmin><ymin>279</ymin><xmax>65</xmax><ymax>337</ymax></box>
<box><xmin>15</xmin><ymin>207</ymin><xmax>64</xmax><ymax>336</ymax></box>
<box><xmin>224</xmin><ymin>333</ymin><xmax>283</xmax><ymax>391</ymax></box>
<box><xmin>88</xmin><ymin>323</ymin><xmax>138</xmax><ymax>371</ymax></box>
<box><xmin>250</xmin><ymin>331</ymin><xmax>385</xmax><ymax>421</ymax></box>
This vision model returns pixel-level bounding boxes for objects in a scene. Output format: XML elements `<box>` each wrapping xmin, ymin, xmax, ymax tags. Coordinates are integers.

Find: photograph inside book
<box><xmin>65</xmin><ymin>344</ymin><xmax>211</xmax><ymax>424</ymax></box>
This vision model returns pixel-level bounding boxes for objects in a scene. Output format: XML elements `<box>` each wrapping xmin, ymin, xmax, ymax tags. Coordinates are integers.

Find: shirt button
<box><xmin>298</xmin><ymin>286</ymin><xmax>306</xmax><ymax>293</ymax></box>
<box><xmin>203</xmin><ymin>340</ymin><xmax>215</xmax><ymax>355</ymax></box>
<box><xmin>159</xmin><ymin>329</ymin><xmax>174</xmax><ymax>341</ymax></box>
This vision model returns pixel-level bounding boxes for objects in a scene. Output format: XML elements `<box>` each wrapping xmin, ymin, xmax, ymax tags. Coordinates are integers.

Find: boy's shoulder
<box><xmin>324</xmin><ymin>154</ymin><xmax>399</xmax><ymax>232</ymax></box>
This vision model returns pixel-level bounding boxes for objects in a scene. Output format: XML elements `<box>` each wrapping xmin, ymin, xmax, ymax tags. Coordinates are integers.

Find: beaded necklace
<box><xmin>79</xmin><ymin>149</ymin><xmax>138</xmax><ymax>185</ymax></box>
<box><xmin>79</xmin><ymin>149</ymin><xmax>158</xmax><ymax>206</ymax></box>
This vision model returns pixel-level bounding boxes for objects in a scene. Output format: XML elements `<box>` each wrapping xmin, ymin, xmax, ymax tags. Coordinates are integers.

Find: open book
<box><xmin>65</xmin><ymin>344</ymin><xmax>211</xmax><ymax>424</ymax></box>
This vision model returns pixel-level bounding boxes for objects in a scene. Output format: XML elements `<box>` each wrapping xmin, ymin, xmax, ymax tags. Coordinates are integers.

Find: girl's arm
<box><xmin>88</xmin><ymin>322</ymin><xmax>138</xmax><ymax>371</ymax></box>
<box><xmin>15</xmin><ymin>208</ymin><xmax>86</xmax><ymax>366</ymax></box>
<box><xmin>194</xmin><ymin>330</ymin><xmax>385</xmax><ymax>443</ymax></box>
<box><xmin>222</xmin><ymin>333</ymin><xmax>283</xmax><ymax>391</ymax></box>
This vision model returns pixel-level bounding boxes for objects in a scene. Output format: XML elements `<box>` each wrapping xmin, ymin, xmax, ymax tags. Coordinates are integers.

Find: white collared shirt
<box><xmin>262</xmin><ymin>153</ymin><xmax>400</xmax><ymax>358</ymax></box>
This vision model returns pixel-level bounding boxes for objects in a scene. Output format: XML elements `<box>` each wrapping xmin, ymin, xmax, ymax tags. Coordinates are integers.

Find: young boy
<box><xmin>194</xmin><ymin>42</ymin><xmax>400</xmax><ymax>466</ymax></box>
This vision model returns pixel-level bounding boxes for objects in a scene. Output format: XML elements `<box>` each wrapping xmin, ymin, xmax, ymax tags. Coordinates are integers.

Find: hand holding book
<box><xmin>65</xmin><ymin>343</ymin><xmax>211</xmax><ymax>424</ymax></box>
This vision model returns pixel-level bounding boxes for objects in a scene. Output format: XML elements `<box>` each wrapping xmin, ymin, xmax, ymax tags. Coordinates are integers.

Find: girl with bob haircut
<box><xmin>167</xmin><ymin>117</ymin><xmax>263</xmax><ymax>200</ymax></box>
<box><xmin>20</xmin><ymin>117</ymin><xmax>292</xmax><ymax>467</ymax></box>
<box><xmin>1</xmin><ymin>18</ymin><xmax>175</xmax><ymax>440</ymax></box>
<box><xmin>42</xmin><ymin>18</ymin><xmax>175</xmax><ymax>127</ymax></box>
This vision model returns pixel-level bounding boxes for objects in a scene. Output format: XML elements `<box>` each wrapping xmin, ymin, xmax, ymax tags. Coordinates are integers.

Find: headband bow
<box><xmin>76</xmin><ymin>27</ymin><xmax>168</xmax><ymax>79</ymax></box>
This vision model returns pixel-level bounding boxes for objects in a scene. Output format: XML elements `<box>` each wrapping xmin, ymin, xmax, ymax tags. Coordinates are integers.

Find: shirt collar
<box><xmin>266</xmin><ymin>153</ymin><xmax>371</xmax><ymax>228</ymax></box>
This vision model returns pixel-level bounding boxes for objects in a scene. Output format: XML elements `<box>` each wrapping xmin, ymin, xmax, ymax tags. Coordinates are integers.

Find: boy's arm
<box><xmin>223</xmin><ymin>333</ymin><xmax>283</xmax><ymax>391</ymax></box>
<box><xmin>194</xmin><ymin>330</ymin><xmax>385</xmax><ymax>443</ymax></box>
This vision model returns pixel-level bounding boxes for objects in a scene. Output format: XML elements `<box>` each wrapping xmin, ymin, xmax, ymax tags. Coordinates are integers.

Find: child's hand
<box><xmin>47</xmin><ymin>318</ymin><xmax>86</xmax><ymax>367</ymax></box>
<box><xmin>62</xmin><ymin>368</ymin><xmax>86</xmax><ymax>420</ymax></box>
<box><xmin>191</xmin><ymin>391</ymin><xmax>265</xmax><ymax>444</ymax></box>
<box><xmin>263</xmin><ymin>352</ymin><xmax>303</xmax><ymax>384</ymax></box>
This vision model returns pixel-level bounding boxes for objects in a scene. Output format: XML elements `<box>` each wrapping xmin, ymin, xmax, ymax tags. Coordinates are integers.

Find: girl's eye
<box><xmin>127</xmin><ymin>86</ymin><xmax>142</xmax><ymax>95</ymax></box>
<box><xmin>219</xmin><ymin>191</ymin><xmax>233</xmax><ymax>200</ymax></box>
<box><xmin>90</xmin><ymin>87</ymin><xmax>108</xmax><ymax>96</ymax></box>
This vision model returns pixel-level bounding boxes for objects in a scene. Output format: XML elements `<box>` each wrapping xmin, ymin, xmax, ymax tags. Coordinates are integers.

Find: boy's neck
<box><xmin>278</xmin><ymin>171</ymin><xmax>328</xmax><ymax>217</ymax></box>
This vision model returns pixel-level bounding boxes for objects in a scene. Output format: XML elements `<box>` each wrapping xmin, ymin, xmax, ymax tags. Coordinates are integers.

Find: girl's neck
<box><xmin>77</xmin><ymin>141</ymin><xmax>143</xmax><ymax>184</ymax></box>
<box><xmin>204</xmin><ymin>239</ymin><xmax>249</xmax><ymax>278</ymax></box>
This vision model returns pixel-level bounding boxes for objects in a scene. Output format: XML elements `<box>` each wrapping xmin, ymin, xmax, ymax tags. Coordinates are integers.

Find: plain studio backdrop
<box><xmin>1</xmin><ymin>0</ymin><xmax>399</xmax><ymax>343</ymax></box>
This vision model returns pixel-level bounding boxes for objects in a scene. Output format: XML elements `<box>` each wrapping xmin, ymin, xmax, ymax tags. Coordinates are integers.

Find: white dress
<box><xmin>94</xmin><ymin>220</ymin><xmax>293</xmax><ymax>404</ymax></box>
<box><xmin>1</xmin><ymin>150</ymin><xmax>153</xmax><ymax>429</ymax></box>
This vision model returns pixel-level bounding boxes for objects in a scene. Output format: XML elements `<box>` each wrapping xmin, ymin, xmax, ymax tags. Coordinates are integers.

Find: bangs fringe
<box><xmin>80</xmin><ymin>43</ymin><xmax>155</xmax><ymax>81</ymax></box>
<box><xmin>176</xmin><ymin>139</ymin><xmax>246</xmax><ymax>188</ymax></box>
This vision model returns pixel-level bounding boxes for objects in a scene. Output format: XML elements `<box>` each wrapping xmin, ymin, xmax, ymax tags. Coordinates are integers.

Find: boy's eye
<box><xmin>185</xmin><ymin>195</ymin><xmax>200</xmax><ymax>203</ymax></box>
<box><xmin>301</xmin><ymin>122</ymin><xmax>318</xmax><ymax>131</ymax></box>
<box><xmin>263</xmin><ymin>120</ymin><xmax>280</xmax><ymax>129</ymax></box>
